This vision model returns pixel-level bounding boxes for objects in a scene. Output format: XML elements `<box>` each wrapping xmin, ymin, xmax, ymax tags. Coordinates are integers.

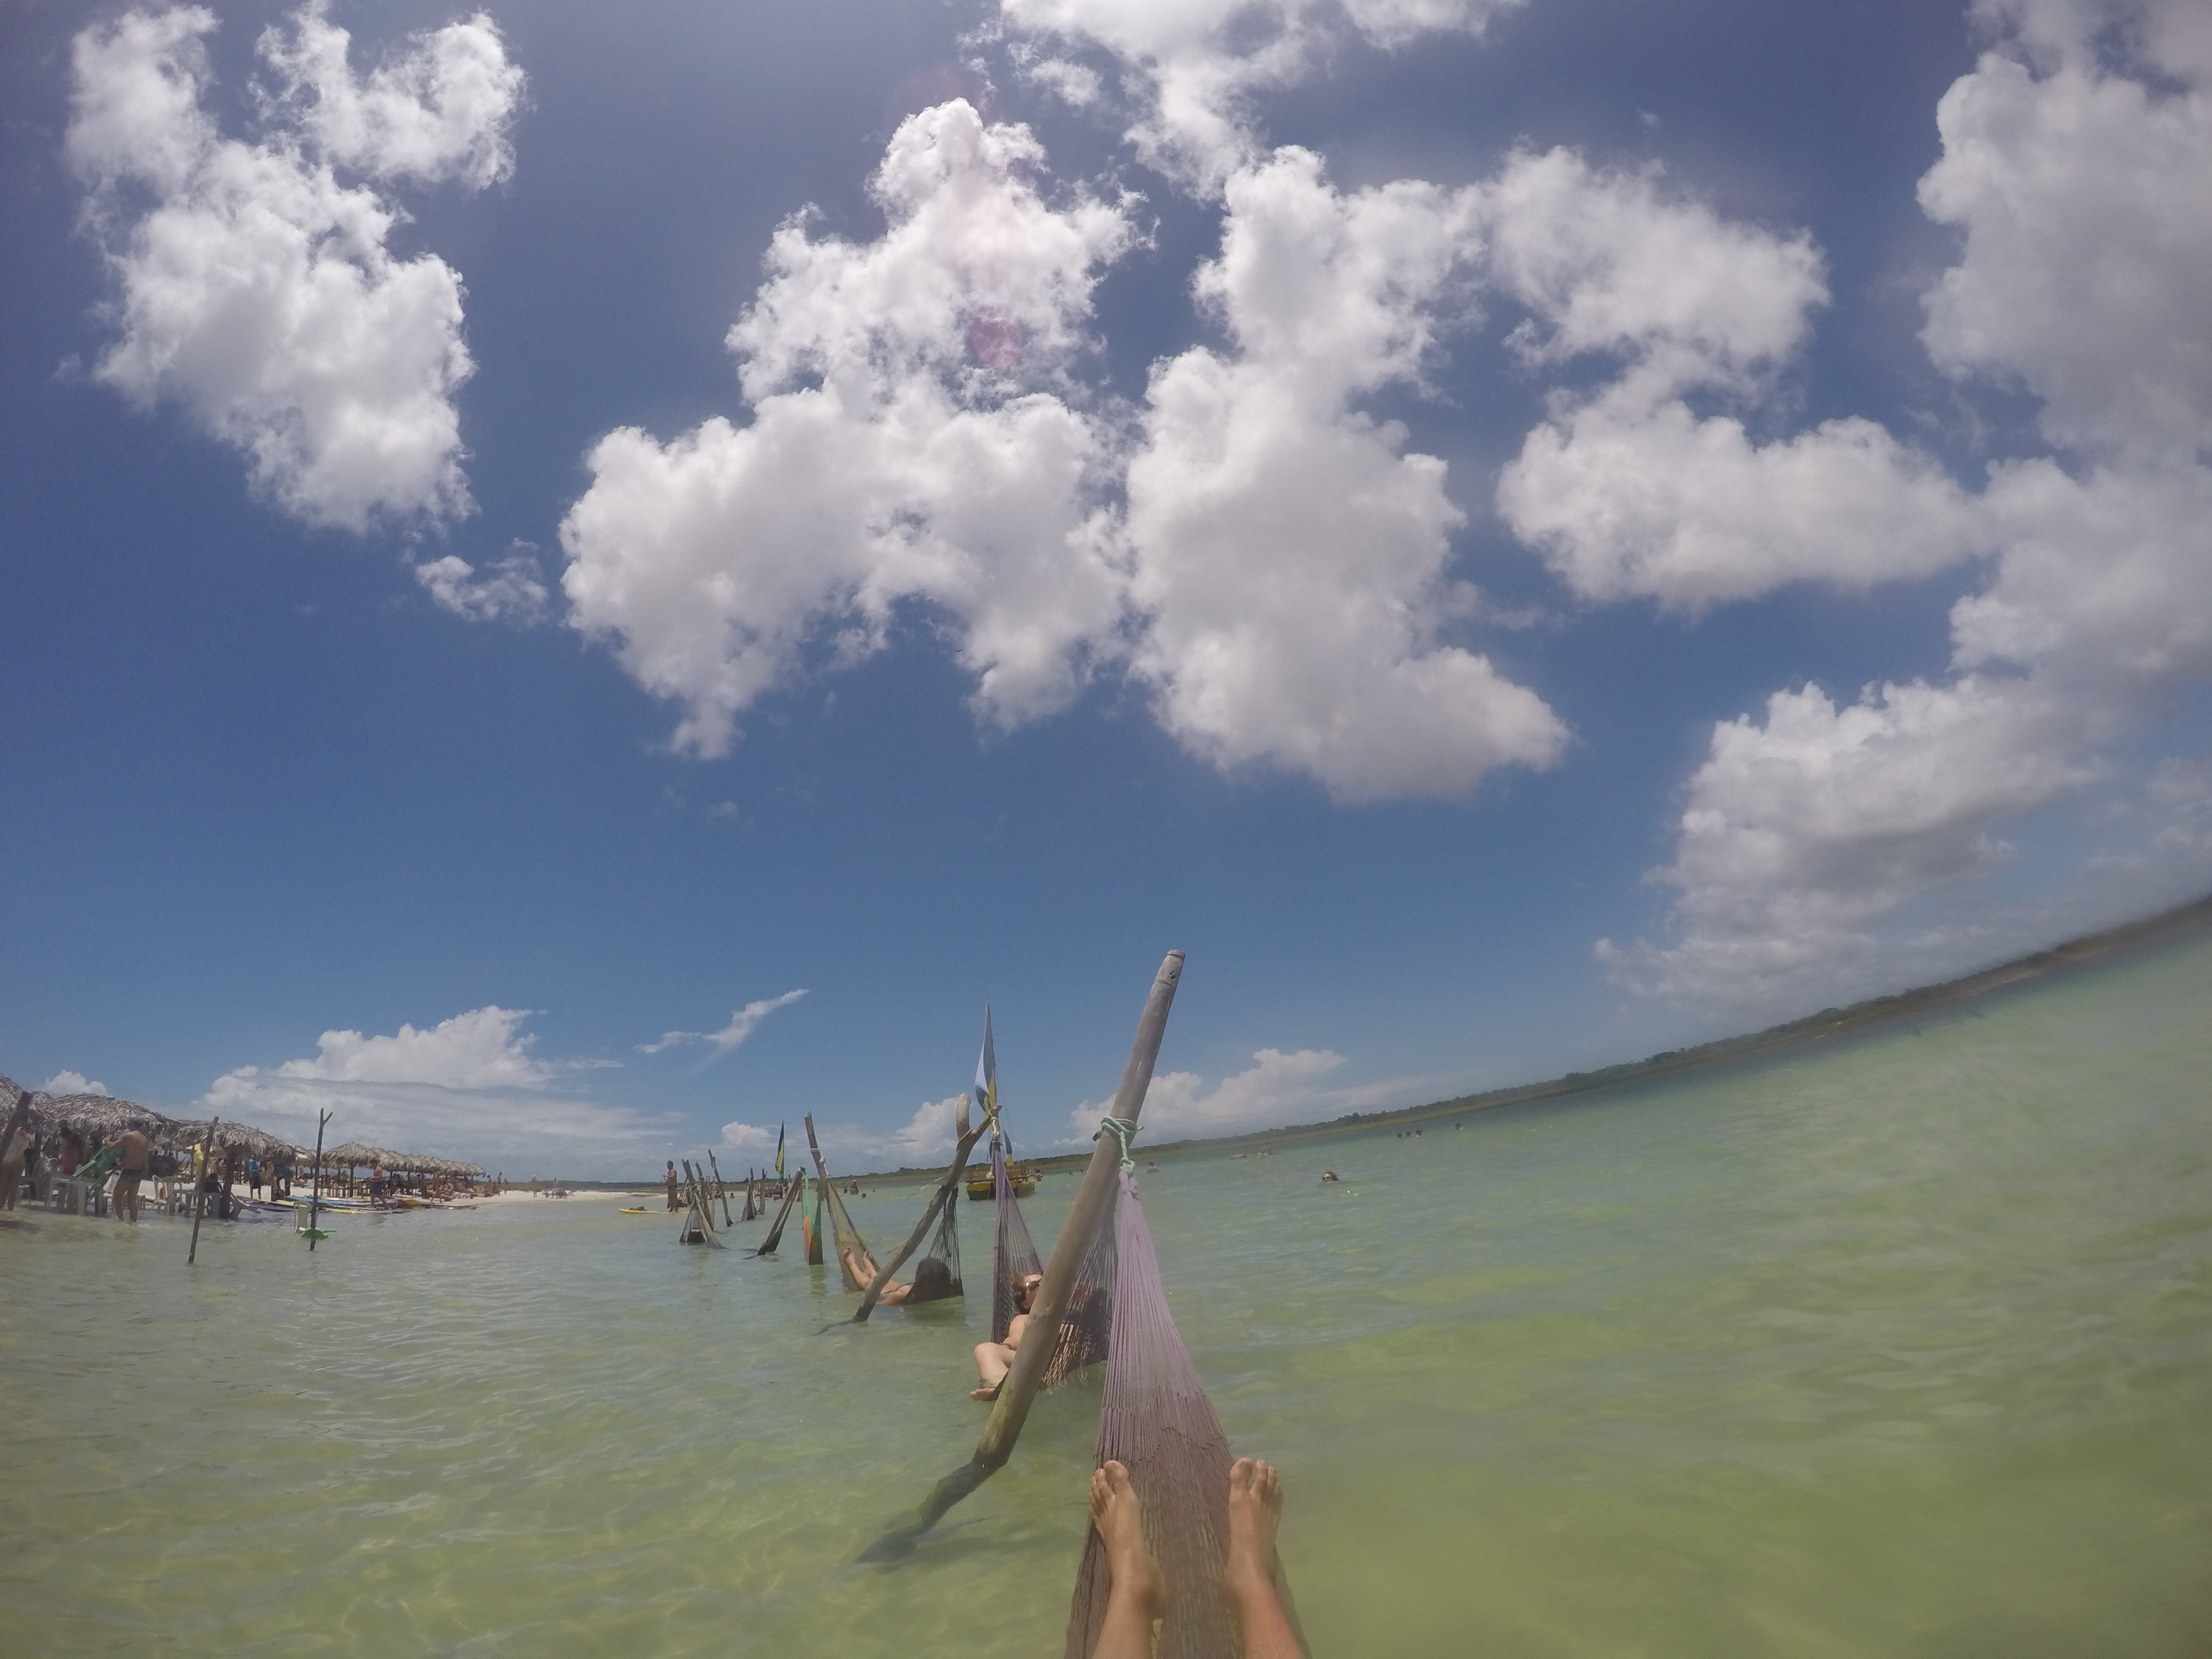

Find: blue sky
<box><xmin>4</xmin><ymin>0</ymin><xmax>2208</xmax><ymax>1175</ymax></box>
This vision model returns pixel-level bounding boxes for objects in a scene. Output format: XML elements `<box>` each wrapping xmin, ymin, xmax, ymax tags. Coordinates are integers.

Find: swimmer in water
<box><xmin>1319</xmin><ymin>1171</ymin><xmax>1339</xmax><ymax>1183</ymax></box>
<box><xmin>1088</xmin><ymin>1457</ymin><xmax>1298</xmax><ymax>1659</ymax></box>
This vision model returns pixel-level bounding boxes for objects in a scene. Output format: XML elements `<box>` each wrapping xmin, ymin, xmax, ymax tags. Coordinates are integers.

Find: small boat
<box><xmin>967</xmin><ymin>1165</ymin><xmax>1039</xmax><ymax>1200</ymax></box>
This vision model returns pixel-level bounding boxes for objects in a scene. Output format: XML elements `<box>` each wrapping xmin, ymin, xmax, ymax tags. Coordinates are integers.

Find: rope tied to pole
<box><xmin>1097</xmin><ymin>1114</ymin><xmax>1139</xmax><ymax>1172</ymax></box>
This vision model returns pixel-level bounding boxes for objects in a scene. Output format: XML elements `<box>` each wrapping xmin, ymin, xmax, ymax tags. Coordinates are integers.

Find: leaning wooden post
<box><xmin>187</xmin><ymin>1119</ymin><xmax>222</xmax><ymax>1264</ymax></box>
<box><xmin>756</xmin><ymin>1166</ymin><xmax>804</xmax><ymax>1255</ymax></box>
<box><xmin>707</xmin><ymin>1150</ymin><xmax>735</xmax><ymax>1227</ymax></box>
<box><xmin>306</xmin><ymin>1109</ymin><xmax>330</xmax><ymax>1249</ymax></box>
<box><xmin>862</xmin><ymin>951</ymin><xmax>1183</xmax><ymax>1560</ymax></box>
<box><xmin>853</xmin><ymin>1095</ymin><xmax>982</xmax><ymax>1323</ymax></box>
<box><xmin>681</xmin><ymin>1159</ymin><xmax>716</xmax><ymax>1238</ymax></box>
<box><xmin>975</xmin><ymin>950</ymin><xmax>1180</xmax><ymax>1471</ymax></box>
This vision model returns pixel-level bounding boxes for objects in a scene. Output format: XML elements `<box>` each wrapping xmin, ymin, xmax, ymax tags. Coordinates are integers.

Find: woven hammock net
<box><xmin>758</xmin><ymin>1169</ymin><xmax>803</xmax><ymax>1255</ymax></box>
<box><xmin>989</xmin><ymin>1135</ymin><xmax>1042</xmax><ymax>1343</ymax></box>
<box><xmin>1063</xmin><ymin>1168</ymin><xmax>1303</xmax><ymax>1659</ymax></box>
<box><xmin>818</xmin><ymin>1177</ymin><xmax>874</xmax><ymax>1290</ymax></box>
<box><xmin>806</xmin><ymin>1187</ymin><xmax>827</xmax><ymax>1266</ymax></box>
<box><xmin>992</xmin><ymin>1136</ymin><xmax>1113</xmax><ymax>1385</ymax></box>
<box><xmin>904</xmin><ymin>1186</ymin><xmax>964</xmax><ymax>1302</ymax></box>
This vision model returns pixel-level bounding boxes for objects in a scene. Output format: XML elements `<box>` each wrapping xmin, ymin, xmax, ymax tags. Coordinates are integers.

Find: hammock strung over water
<box><xmin>863</xmin><ymin>952</ymin><xmax>1302</xmax><ymax>1659</ymax></box>
<box><xmin>989</xmin><ymin>1129</ymin><xmax>1113</xmax><ymax>1386</ymax></box>
<box><xmin>1061</xmin><ymin>1164</ymin><xmax>1302</xmax><ymax>1658</ymax></box>
<box><xmin>754</xmin><ymin>1166</ymin><xmax>806</xmax><ymax>1255</ymax></box>
<box><xmin>803</xmin><ymin>1115</ymin><xmax>875</xmax><ymax>1288</ymax></box>
<box><xmin>676</xmin><ymin>1157</ymin><xmax>724</xmax><ymax>1249</ymax></box>
<box><xmin>849</xmin><ymin>1092</ymin><xmax>984</xmax><ymax>1320</ymax></box>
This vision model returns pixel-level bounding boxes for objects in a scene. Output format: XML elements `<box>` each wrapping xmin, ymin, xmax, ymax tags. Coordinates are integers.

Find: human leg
<box><xmin>1089</xmin><ymin>1460</ymin><xmax>1164</xmax><ymax>1659</ymax></box>
<box><xmin>971</xmin><ymin>1339</ymin><xmax>1015</xmax><ymax>1398</ymax></box>
<box><xmin>1225</xmin><ymin>1458</ymin><xmax>1298</xmax><ymax>1659</ymax></box>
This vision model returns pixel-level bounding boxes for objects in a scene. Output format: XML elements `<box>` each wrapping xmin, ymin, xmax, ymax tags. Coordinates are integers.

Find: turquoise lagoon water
<box><xmin>5</xmin><ymin>932</ymin><xmax>2210</xmax><ymax>1657</ymax></box>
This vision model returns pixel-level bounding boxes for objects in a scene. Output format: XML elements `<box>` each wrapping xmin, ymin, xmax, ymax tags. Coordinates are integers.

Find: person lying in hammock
<box><xmin>1088</xmin><ymin>1456</ymin><xmax>1300</xmax><ymax>1659</ymax></box>
<box><xmin>838</xmin><ymin>1243</ymin><xmax>957</xmax><ymax>1306</ymax></box>
<box><xmin>969</xmin><ymin>1270</ymin><xmax>1044</xmax><ymax>1398</ymax></box>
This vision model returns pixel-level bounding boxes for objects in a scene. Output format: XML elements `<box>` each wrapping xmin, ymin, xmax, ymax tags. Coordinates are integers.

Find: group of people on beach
<box><xmin>0</xmin><ymin>1122</ymin><xmax>157</xmax><ymax>1217</ymax></box>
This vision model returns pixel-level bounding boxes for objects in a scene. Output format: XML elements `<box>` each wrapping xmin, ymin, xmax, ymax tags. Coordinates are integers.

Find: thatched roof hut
<box><xmin>4</xmin><ymin>1072</ymin><xmax>479</xmax><ymax>1181</ymax></box>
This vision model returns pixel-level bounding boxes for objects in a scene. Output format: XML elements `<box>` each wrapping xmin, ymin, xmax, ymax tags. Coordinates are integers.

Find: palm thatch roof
<box><xmin>3</xmin><ymin>1073</ymin><xmax>477</xmax><ymax>1178</ymax></box>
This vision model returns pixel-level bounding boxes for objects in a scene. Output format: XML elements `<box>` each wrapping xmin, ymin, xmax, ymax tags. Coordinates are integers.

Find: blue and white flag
<box><xmin>974</xmin><ymin>1006</ymin><xmax>998</xmax><ymax>1126</ymax></box>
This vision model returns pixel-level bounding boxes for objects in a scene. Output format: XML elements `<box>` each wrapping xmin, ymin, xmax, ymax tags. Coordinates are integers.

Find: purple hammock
<box><xmin>993</xmin><ymin>1147</ymin><xmax>1305</xmax><ymax>1659</ymax></box>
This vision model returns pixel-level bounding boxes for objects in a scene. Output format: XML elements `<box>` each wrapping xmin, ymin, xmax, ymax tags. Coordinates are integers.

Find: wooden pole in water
<box><xmin>306</xmin><ymin>1109</ymin><xmax>330</xmax><ymax>1249</ymax></box>
<box><xmin>187</xmin><ymin>1119</ymin><xmax>222</xmax><ymax>1264</ymax></box>
<box><xmin>801</xmin><ymin>1115</ymin><xmax>843</xmax><ymax>1274</ymax></box>
<box><xmin>853</xmin><ymin>1094</ymin><xmax>983</xmax><ymax>1323</ymax></box>
<box><xmin>681</xmin><ymin>1159</ymin><xmax>714</xmax><ymax>1239</ymax></box>
<box><xmin>974</xmin><ymin>950</ymin><xmax>1180</xmax><ymax>1470</ymax></box>
<box><xmin>862</xmin><ymin>951</ymin><xmax>1183</xmax><ymax>1560</ymax></box>
<box><xmin>708</xmin><ymin>1150</ymin><xmax>735</xmax><ymax>1227</ymax></box>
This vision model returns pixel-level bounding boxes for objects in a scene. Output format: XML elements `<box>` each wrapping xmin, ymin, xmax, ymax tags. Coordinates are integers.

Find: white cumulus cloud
<box><xmin>1065</xmin><ymin>1046</ymin><xmax>1376</xmax><ymax>1142</ymax></box>
<box><xmin>1604</xmin><ymin>0</ymin><xmax>2212</xmax><ymax>1005</ymax></box>
<box><xmin>1124</xmin><ymin>147</ymin><xmax>1566</xmax><ymax>800</ymax></box>
<box><xmin>561</xmin><ymin>101</ymin><xmax>1138</xmax><ymax>759</ymax></box>
<box><xmin>1489</xmin><ymin>148</ymin><xmax>1983</xmax><ymax>609</ymax></box>
<box><xmin>271</xmin><ymin>1005</ymin><xmax>555</xmax><ymax>1087</ymax></box>
<box><xmin>66</xmin><ymin>4</ymin><xmax>523</xmax><ymax>530</ymax></box>
<box><xmin>202</xmin><ymin>1006</ymin><xmax>675</xmax><ymax>1170</ymax></box>
<box><xmin>415</xmin><ymin>544</ymin><xmax>550</xmax><ymax>623</ymax></box>
<box><xmin>996</xmin><ymin>0</ymin><xmax>1525</xmax><ymax>187</ymax></box>
<box><xmin>41</xmin><ymin>1071</ymin><xmax>111</xmax><ymax>1098</ymax></box>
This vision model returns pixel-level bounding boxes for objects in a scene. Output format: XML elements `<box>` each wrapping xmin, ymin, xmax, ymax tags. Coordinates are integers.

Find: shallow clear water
<box><xmin>6</xmin><ymin>932</ymin><xmax>2211</xmax><ymax>1657</ymax></box>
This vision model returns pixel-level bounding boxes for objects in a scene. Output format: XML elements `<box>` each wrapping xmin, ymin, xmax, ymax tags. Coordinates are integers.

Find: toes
<box><xmin>1228</xmin><ymin>1456</ymin><xmax>1255</xmax><ymax>1494</ymax></box>
<box><xmin>1102</xmin><ymin>1459</ymin><xmax>1134</xmax><ymax>1497</ymax></box>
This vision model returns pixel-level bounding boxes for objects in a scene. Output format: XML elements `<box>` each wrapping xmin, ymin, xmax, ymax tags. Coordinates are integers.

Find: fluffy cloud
<box><xmin>1065</xmin><ymin>1046</ymin><xmax>1360</xmax><ymax>1141</ymax></box>
<box><xmin>641</xmin><ymin>989</ymin><xmax>808</xmax><ymax>1058</ymax></box>
<box><xmin>1126</xmin><ymin>147</ymin><xmax>1564</xmax><ymax>798</ymax></box>
<box><xmin>1598</xmin><ymin>677</ymin><xmax>2098</xmax><ymax>1004</ymax></box>
<box><xmin>41</xmin><ymin>1071</ymin><xmax>111</xmax><ymax>1097</ymax></box>
<box><xmin>415</xmin><ymin>544</ymin><xmax>550</xmax><ymax>623</ymax></box>
<box><xmin>1489</xmin><ymin>149</ymin><xmax>1983</xmax><ymax>608</ymax></box>
<box><xmin>203</xmin><ymin>1007</ymin><xmax>676</xmax><ymax>1169</ymax></box>
<box><xmin>735</xmin><ymin>1094</ymin><xmax>971</xmax><ymax>1172</ymax></box>
<box><xmin>269</xmin><ymin>1005</ymin><xmax>555</xmax><ymax>1087</ymax></box>
<box><xmin>997</xmin><ymin>0</ymin><xmax>1524</xmax><ymax>186</ymax></box>
<box><xmin>565</xmin><ymin>117</ymin><xmax>1568</xmax><ymax>801</ymax></box>
<box><xmin>67</xmin><ymin>6</ymin><xmax>522</xmax><ymax>529</ymax></box>
<box><xmin>1920</xmin><ymin>11</ymin><xmax>2212</xmax><ymax>462</ymax></box>
<box><xmin>561</xmin><ymin>101</ymin><xmax>1137</xmax><ymax>758</ymax></box>
<box><xmin>1605</xmin><ymin>0</ymin><xmax>2212</xmax><ymax>1004</ymax></box>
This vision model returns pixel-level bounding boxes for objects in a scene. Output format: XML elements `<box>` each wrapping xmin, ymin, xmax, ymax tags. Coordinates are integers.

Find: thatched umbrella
<box><xmin>45</xmin><ymin>1093</ymin><xmax>174</xmax><ymax>1140</ymax></box>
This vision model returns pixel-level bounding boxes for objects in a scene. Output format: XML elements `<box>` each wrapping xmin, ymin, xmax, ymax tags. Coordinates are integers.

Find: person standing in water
<box><xmin>663</xmin><ymin>1161</ymin><xmax>680</xmax><ymax>1211</ymax></box>
<box><xmin>1087</xmin><ymin>1457</ymin><xmax>1300</xmax><ymax>1659</ymax></box>
<box><xmin>112</xmin><ymin>1127</ymin><xmax>150</xmax><ymax>1223</ymax></box>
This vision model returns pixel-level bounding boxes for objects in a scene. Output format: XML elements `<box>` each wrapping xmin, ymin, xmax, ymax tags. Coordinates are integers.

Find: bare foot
<box><xmin>969</xmin><ymin>1383</ymin><xmax>1001</xmax><ymax>1401</ymax></box>
<box><xmin>1090</xmin><ymin>1460</ymin><xmax>1165</xmax><ymax>1623</ymax></box>
<box><xmin>1224</xmin><ymin>1457</ymin><xmax>1284</xmax><ymax>1605</ymax></box>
